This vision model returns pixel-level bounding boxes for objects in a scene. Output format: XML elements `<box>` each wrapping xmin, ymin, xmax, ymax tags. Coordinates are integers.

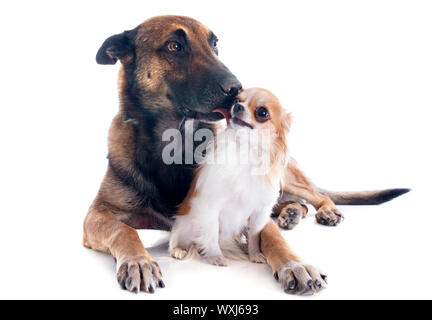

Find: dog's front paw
<box><xmin>316</xmin><ymin>206</ymin><xmax>344</xmax><ymax>226</ymax></box>
<box><xmin>116</xmin><ymin>256</ymin><xmax>165</xmax><ymax>294</ymax></box>
<box><xmin>171</xmin><ymin>247</ymin><xmax>189</xmax><ymax>260</ymax></box>
<box><xmin>278</xmin><ymin>204</ymin><xmax>304</xmax><ymax>230</ymax></box>
<box><xmin>204</xmin><ymin>254</ymin><xmax>228</xmax><ymax>267</ymax></box>
<box><xmin>274</xmin><ymin>261</ymin><xmax>327</xmax><ymax>295</ymax></box>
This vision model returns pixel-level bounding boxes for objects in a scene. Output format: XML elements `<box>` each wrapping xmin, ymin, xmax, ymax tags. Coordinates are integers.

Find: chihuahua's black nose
<box><xmin>233</xmin><ymin>103</ymin><xmax>244</xmax><ymax>113</ymax></box>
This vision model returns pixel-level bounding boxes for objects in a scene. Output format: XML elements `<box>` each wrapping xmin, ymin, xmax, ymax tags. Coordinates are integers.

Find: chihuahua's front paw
<box><xmin>171</xmin><ymin>247</ymin><xmax>189</xmax><ymax>260</ymax></box>
<box><xmin>316</xmin><ymin>206</ymin><xmax>344</xmax><ymax>227</ymax></box>
<box><xmin>204</xmin><ymin>255</ymin><xmax>228</xmax><ymax>267</ymax></box>
<box><xmin>249</xmin><ymin>252</ymin><xmax>267</xmax><ymax>264</ymax></box>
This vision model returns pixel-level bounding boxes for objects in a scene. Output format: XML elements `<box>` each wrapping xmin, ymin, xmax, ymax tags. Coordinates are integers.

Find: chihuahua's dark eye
<box><xmin>255</xmin><ymin>107</ymin><xmax>270</xmax><ymax>122</ymax></box>
<box><xmin>212</xmin><ymin>40</ymin><xmax>219</xmax><ymax>55</ymax></box>
<box><xmin>167</xmin><ymin>41</ymin><xmax>182</xmax><ymax>52</ymax></box>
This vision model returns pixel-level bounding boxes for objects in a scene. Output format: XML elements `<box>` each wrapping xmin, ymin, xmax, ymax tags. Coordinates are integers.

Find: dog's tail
<box><xmin>316</xmin><ymin>188</ymin><xmax>411</xmax><ymax>205</ymax></box>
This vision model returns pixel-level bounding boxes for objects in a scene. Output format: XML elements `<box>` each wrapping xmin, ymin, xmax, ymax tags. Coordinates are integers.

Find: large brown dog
<box><xmin>84</xmin><ymin>15</ymin><xmax>409</xmax><ymax>295</ymax></box>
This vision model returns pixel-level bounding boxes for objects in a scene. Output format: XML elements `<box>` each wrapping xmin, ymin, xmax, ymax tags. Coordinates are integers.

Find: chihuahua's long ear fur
<box><xmin>96</xmin><ymin>28</ymin><xmax>137</xmax><ymax>65</ymax></box>
<box><xmin>272</xmin><ymin>112</ymin><xmax>292</xmax><ymax>167</ymax></box>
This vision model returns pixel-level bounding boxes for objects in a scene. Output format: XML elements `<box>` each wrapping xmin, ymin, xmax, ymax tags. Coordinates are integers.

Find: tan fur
<box><xmin>176</xmin><ymin>170</ymin><xmax>200</xmax><ymax>217</ymax></box>
<box><xmin>240</xmin><ymin>89</ymin><xmax>342</xmax><ymax>226</ymax></box>
<box><xmin>83</xmin><ymin>16</ymin><xmax>220</xmax><ymax>293</ymax></box>
<box><xmin>261</xmin><ymin>220</ymin><xmax>301</xmax><ymax>272</ymax></box>
<box><xmin>273</xmin><ymin>201</ymin><xmax>308</xmax><ymax>218</ymax></box>
<box><xmin>131</xmin><ymin>16</ymin><xmax>217</xmax><ymax>100</ymax></box>
<box><xmin>86</xmin><ymin>17</ymin><xmax>329</xmax><ymax>295</ymax></box>
<box><xmin>238</xmin><ymin>88</ymin><xmax>292</xmax><ymax>187</ymax></box>
<box><xmin>282</xmin><ymin>160</ymin><xmax>335</xmax><ymax>210</ymax></box>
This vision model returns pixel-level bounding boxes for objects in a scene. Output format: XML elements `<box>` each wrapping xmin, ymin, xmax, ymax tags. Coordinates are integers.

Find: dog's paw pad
<box><xmin>278</xmin><ymin>205</ymin><xmax>303</xmax><ymax>230</ymax></box>
<box><xmin>275</xmin><ymin>261</ymin><xmax>327</xmax><ymax>295</ymax></box>
<box><xmin>117</xmin><ymin>257</ymin><xmax>164</xmax><ymax>294</ymax></box>
<box><xmin>316</xmin><ymin>206</ymin><xmax>344</xmax><ymax>227</ymax></box>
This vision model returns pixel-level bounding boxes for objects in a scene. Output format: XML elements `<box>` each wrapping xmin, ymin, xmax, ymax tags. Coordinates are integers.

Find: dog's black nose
<box><xmin>221</xmin><ymin>81</ymin><xmax>242</xmax><ymax>97</ymax></box>
<box><xmin>233</xmin><ymin>103</ymin><xmax>244</xmax><ymax>113</ymax></box>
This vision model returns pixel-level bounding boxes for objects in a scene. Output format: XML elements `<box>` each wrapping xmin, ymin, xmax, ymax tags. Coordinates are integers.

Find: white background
<box><xmin>0</xmin><ymin>0</ymin><xmax>431</xmax><ymax>300</ymax></box>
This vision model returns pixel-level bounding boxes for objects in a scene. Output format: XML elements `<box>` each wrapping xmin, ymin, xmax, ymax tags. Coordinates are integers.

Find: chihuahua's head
<box><xmin>224</xmin><ymin>88</ymin><xmax>291</xmax><ymax>168</ymax></box>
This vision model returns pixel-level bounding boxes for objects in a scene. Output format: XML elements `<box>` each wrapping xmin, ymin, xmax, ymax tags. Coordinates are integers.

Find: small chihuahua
<box><xmin>169</xmin><ymin>88</ymin><xmax>291</xmax><ymax>266</ymax></box>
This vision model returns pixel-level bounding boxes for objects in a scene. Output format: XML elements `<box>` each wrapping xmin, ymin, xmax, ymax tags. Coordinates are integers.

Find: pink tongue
<box><xmin>212</xmin><ymin>108</ymin><xmax>231</xmax><ymax>126</ymax></box>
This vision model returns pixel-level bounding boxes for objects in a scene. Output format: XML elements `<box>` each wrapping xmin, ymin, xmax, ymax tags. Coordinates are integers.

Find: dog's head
<box><xmin>226</xmin><ymin>88</ymin><xmax>291</xmax><ymax>166</ymax></box>
<box><xmin>96</xmin><ymin>15</ymin><xmax>241</xmax><ymax>122</ymax></box>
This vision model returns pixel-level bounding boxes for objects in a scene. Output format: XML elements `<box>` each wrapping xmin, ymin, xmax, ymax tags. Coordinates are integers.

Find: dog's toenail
<box><xmin>308</xmin><ymin>280</ymin><xmax>314</xmax><ymax>288</ymax></box>
<box><xmin>289</xmin><ymin>280</ymin><xmax>296</xmax><ymax>290</ymax></box>
<box><xmin>126</xmin><ymin>278</ymin><xmax>132</xmax><ymax>287</ymax></box>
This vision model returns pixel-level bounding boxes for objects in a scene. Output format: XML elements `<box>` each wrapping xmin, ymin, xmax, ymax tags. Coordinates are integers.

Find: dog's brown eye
<box><xmin>167</xmin><ymin>41</ymin><xmax>182</xmax><ymax>52</ymax></box>
<box><xmin>255</xmin><ymin>107</ymin><xmax>270</xmax><ymax>122</ymax></box>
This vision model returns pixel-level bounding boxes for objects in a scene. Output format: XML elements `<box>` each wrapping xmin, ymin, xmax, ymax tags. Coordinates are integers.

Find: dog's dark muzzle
<box><xmin>173</xmin><ymin>61</ymin><xmax>242</xmax><ymax>122</ymax></box>
<box><xmin>220</xmin><ymin>79</ymin><xmax>242</xmax><ymax>98</ymax></box>
<box><xmin>207</xmin><ymin>70</ymin><xmax>242</xmax><ymax>117</ymax></box>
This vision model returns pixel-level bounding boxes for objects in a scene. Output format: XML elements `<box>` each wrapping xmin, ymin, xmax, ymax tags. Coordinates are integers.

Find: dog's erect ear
<box><xmin>96</xmin><ymin>29</ymin><xmax>136</xmax><ymax>65</ymax></box>
<box><xmin>283</xmin><ymin>112</ymin><xmax>292</xmax><ymax>132</ymax></box>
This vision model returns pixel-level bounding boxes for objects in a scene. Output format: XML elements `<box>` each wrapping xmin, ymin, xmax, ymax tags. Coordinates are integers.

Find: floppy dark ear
<box><xmin>96</xmin><ymin>30</ymin><xmax>136</xmax><ymax>65</ymax></box>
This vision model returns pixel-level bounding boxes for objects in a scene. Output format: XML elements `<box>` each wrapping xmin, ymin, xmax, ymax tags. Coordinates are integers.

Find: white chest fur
<box><xmin>169</xmin><ymin>128</ymin><xmax>281</xmax><ymax>263</ymax></box>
